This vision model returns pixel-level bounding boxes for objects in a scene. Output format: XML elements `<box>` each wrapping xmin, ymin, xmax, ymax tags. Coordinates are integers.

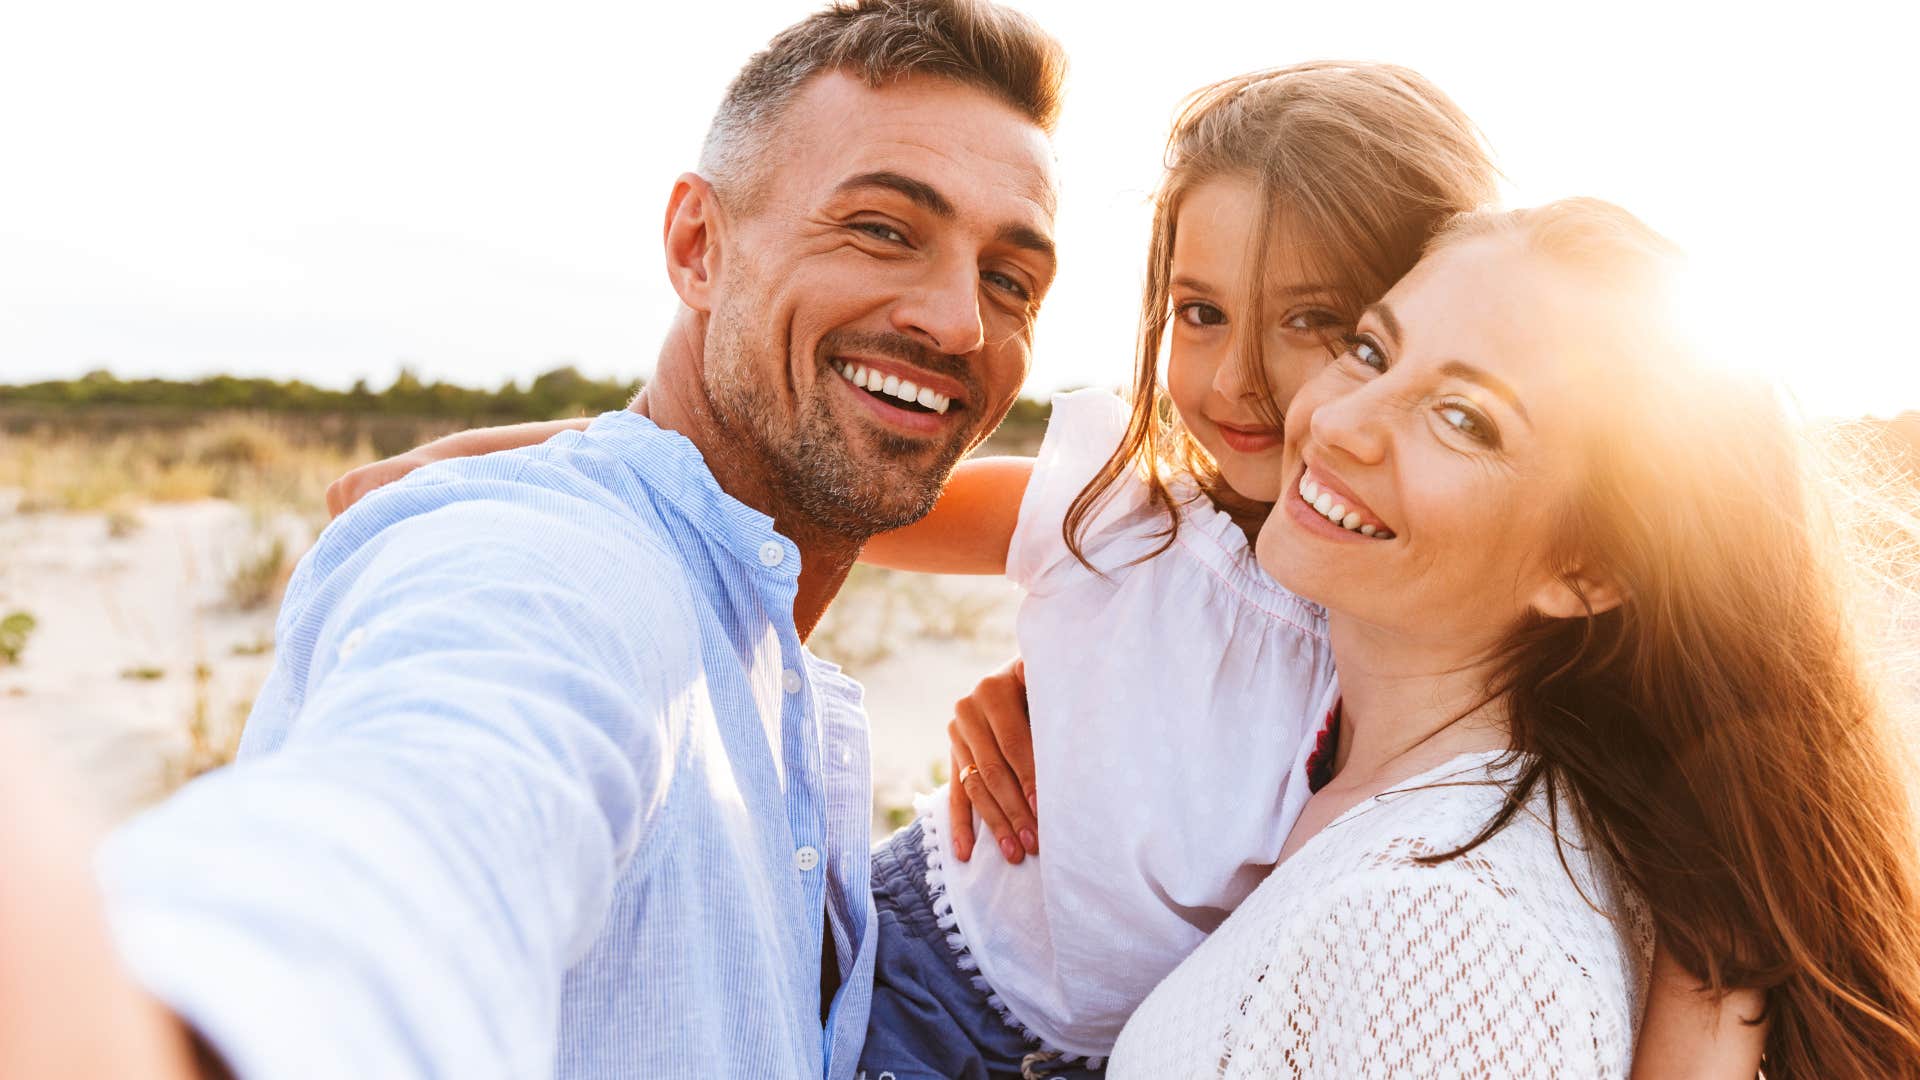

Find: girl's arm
<box><xmin>326</xmin><ymin>419</ymin><xmax>590</xmax><ymax>518</ymax></box>
<box><xmin>857</xmin><ymin>456</ymin><xmax>1034</xmax><ymax>575</ymax></box>
<box><xmin>1630</xmin><ymin>942</ymin><xmax>1766</xmax><ymax>1078</ymax></box>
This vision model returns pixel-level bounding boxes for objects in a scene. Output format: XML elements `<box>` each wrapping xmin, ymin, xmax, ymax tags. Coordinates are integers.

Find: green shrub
<box><xmin>0</xmin><ymin>612</ymin><xmax>36</xmax><ymax>665</ymax></box>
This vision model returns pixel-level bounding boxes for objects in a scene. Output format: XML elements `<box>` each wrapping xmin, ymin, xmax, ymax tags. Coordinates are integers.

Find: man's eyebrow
<box><xmin>1441</xmin><ymin>360</ymin><xmax>1532</xmax><ymax>425</ymax></box>
<box><xmin>835</xmin><ymin>171</ymin><xmax>954</xmax><ymax>218</ymax></box>
<box><xmin>998</xmin><ymin>223</ymin><xmax>1056</xmax><ymax>272</ymax></box>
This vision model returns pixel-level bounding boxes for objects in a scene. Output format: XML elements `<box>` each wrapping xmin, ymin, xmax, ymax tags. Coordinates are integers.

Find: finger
<box><xmin>953</xmin><ymin>702</ymin><xmax>1024</xmax><ymax>864</ymax></box>
<box><xmin>962</xmin><ymin>686</ymin><xmax>1038</xmax><ymax>856</ymax></box>
<box><xmin>325</xmin><ymin>477</ymin><xmax>346</xmax><ymax>519</ymax></box>
<box><xmin>979</xmin><ymin>673</ymin><xmax>1038</xmax><ymax>821</ymax></box>
<box><xmin>947</xmin><ymin>747</ymin><xmax>975</xmax><ymax>862</ymax></box>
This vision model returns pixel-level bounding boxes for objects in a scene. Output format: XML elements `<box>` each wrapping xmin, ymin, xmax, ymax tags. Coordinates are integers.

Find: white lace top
<box><xmin>917</xmin><ymin>389</ymin><xmax>1338</xmax><ymax>1057</ymax></box>
<box><xmin>1107</xmin><ymin>751</ymin><xmax>1655</xmax><ymax>1078</ymax></box>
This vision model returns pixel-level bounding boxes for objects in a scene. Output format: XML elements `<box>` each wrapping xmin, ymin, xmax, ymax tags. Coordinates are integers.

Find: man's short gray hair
<box><xmin>701</xmin><ymin>0</ymin><xmax>1066</xmax><ymax>205</ymax></box>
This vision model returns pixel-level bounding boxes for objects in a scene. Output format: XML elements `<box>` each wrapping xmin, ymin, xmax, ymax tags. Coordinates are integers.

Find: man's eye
<box><xmin>852</xmin><ymin>222</ymin><xmax>907</xmax><ymax>244</ymax></box>
<box><xmin>984</xmin><ymin>270</ymin><xmax>1031</xmax><ymax>301</ymax></box>
<box><xmin>1341</xmin><ymin>332</ymin><xmax>1386</xmax><ymax>372</ymax></box>
<box><xmin>1176</xmin><ymin>301</ymin><xmax>1227</xmax><ymax>328</ymax></box>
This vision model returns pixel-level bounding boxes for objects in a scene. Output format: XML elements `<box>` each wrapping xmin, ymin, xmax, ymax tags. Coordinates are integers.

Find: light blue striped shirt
<box><xmin>96</xmin><ymin>410</ymin><xmax>876</xmax><ymax>1079</ymax></box>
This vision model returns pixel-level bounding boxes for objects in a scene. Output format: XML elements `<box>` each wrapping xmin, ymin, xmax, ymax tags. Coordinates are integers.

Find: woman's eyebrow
<box><xmin>1360</xmin><ymin>301</ymin><xmax>1402</xmax><ymax>342</ymax></box>
<box><xmin>1171</xmin><ymin>274</ymin><xmax>1218</xmax><ymax>293</ymax></box>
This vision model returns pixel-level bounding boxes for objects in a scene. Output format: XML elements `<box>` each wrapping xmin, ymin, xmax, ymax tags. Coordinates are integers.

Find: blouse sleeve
<box><xmin>1005</xmin><ymin>389</ymin><xmax>1166</xmax><ymax>593</ymax></box>
<box><xmin>1220</xmin><ymin>871</ymin><xmax>1618</xmax><ymax>1079</ymax></box>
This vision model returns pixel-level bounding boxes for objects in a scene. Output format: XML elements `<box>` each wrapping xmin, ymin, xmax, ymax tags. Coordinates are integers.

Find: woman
<box><xmin>1102</xmin><ymin>198</ymin><xmax>1920</xmax><ymax>1076</ymax></box>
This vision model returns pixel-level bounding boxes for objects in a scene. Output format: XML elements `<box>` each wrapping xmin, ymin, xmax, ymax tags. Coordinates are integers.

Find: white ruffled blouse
<box><xmin>916</xmin><ymin>389</ymin><xmax>1338</xmax><ymax>1057</ymax></box>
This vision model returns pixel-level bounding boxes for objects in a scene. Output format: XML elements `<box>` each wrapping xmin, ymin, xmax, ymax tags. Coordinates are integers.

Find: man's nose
<box><xmin>892</xmin><ymin>257</ymin><xmax>986</xmax><ymax>357</ymax></box>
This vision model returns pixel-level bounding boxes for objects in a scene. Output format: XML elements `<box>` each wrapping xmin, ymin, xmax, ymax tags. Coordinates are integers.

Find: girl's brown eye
<box><xmin>1177</xmin><ymin>301</ymin><xmax>1227</xmax><ymax>327</ymax></box>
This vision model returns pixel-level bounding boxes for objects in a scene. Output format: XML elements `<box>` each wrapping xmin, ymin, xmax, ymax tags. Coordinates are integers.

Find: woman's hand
<box><xmin>948</xmin><ymin>658</ymin><xmax>1039</xmax><ymax>865</ymax></box>
<box><xmin>324</xmin><ymin>418</ymin><xmax>592</xmax><ymax>518</ymax></box>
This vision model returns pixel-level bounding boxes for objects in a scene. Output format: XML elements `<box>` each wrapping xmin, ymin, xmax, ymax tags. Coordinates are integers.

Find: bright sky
<box><xmin>2</xmin><ymin>0</ymin><xmax>1914</xmax><ymax>417</ymax></box>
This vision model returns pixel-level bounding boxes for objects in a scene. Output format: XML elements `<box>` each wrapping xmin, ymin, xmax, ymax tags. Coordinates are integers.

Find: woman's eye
<box><xmin>1176</xmin><ymin>301</ymin><xmax>1227</xmax><ymax>328</ymax></box>
<box><xmin>1341</xmin><ymin>332</ymin><xmax>1386</xmax><ymax>372</ymax></box>
<box><xmin>1438</xmin><ymin>402</ymin><xmax>1498</xmax><ymax>446</ymax></box>
<box><xmin>852</xmin><ymin>222</ymin><xmax>907</xmax><ymax>244</ymax></box>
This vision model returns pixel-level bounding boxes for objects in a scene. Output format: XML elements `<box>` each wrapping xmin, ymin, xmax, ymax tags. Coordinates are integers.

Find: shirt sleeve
<box><xmin>1005</xmin><ymin>389</ymin><xmax>1163</xmax><ymax>593</ymax></box>
<box><xmin>1223</xmin><ymin>870</ymin><xmax>1611</xmax><ymax>1079</ymax></box>
<box><xmin>94</xmin><ymin>499</ymin><xmax>688</xmax><ymax>1080</ymax></box>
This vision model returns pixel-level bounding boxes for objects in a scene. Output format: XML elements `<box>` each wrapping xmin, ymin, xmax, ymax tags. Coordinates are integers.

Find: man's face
<box><xmin>701</xmin><ymin>71</ymin><xmax>1058</xmax><ymax>536</ymax></box>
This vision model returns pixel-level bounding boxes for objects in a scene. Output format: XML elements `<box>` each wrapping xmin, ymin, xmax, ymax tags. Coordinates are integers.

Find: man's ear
<box><xmin>663</xmin><ymin>172</ymin><xmax>723</xmax><ymax>314</ymax></box>
<box><xmin>1529</xmin><ymin>563</ymin><xmax>1625</xmax><ymax>621</ymax></box>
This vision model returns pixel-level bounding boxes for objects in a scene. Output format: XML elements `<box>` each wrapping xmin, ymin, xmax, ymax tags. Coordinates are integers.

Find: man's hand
<box><xmin>947</xmin><ymin>657</ymin><xmax>1038</xmax><ymax>864</ymax></box>
<box><xmin>0</xmin><ymin>729</ymin><xmax>206</xmax><ymax>1080</ymax></box>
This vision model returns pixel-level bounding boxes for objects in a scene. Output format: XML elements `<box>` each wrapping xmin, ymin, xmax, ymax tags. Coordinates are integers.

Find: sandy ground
<box><xmin>0</xmin><ymin>491</ymin><xmax>1017</xmax><ymax>838</ymax></box>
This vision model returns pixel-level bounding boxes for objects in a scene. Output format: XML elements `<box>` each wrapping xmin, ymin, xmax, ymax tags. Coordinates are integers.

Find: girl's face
<box><xmin>1165</xmin><ymin>176</ymin><xmax>1349</xmax><ymax>503</ymax></box>
<box><xmin>1255</xmin><ymin>233</ymin><xmax>1606</xmax><ymax>652</ymax></box>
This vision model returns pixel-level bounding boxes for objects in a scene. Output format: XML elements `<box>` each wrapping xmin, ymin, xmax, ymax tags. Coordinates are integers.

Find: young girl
<box><xmin>331</xmin><ymin>64</ymin><xmax>1762</xmax><ymax>1077</ymax></box>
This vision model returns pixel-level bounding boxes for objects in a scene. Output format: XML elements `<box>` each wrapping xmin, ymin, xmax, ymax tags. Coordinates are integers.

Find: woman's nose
<box><xmin>1308</xmin><ymin>379</ymin><xmax>1391</xmax><ymax>465</ymax></box>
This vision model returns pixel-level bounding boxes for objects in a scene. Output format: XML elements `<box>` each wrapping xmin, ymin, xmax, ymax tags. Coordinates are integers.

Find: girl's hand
<box><xmin>324</xmin><ymin>418</ymin><xmax>592</xmax><ymax>518</ymax></box>
<box><xmin>948</xmin><ymin>658</ymin><xmax>1039</xmax><ymax>864</ymax></box>
<box><xmin>326</xmin><ymin>449</ymin><xmax>433</xmax><ymax>518</ymax></box>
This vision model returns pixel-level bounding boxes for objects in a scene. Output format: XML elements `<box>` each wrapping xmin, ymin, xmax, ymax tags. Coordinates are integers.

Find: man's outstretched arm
<box><xmin>85</xmin><ymin>500</ymin><xmax>678</xmax><ymax>1078</ymax></box>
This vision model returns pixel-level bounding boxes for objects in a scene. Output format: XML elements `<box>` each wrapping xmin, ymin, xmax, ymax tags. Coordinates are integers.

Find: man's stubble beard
<box><xmin>701</xmin><ymin>313</ymin><xmax>975</xmax><ymax>539</ymax></box>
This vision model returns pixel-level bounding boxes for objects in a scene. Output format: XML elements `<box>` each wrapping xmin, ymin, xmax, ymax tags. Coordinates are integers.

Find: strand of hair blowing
<box><xmin>1436</xmin><ymin>204</ymin><xmax>1920</xmax><ymax>1077</ymax></box>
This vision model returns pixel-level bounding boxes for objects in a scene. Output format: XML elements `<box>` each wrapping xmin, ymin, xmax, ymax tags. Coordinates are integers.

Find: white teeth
<box><xmin>1298</xmin><ymin>470</ymin><xmax>1391</xmax><ymax>538</ymax></box>
<box><xmin>833</xmin><ymin>361</ymin><xmax>953</xmax><ymax>415</ymax></box>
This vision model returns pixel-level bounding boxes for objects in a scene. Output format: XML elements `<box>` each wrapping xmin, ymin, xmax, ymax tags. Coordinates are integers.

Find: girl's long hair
<box><xmin>1433</xmin><ymin>199</ymin><xmax>1920</xmax><ymax>1077</ymax></box>
<box><xmin>1064</xmin><ymin>61</ymin><xmax>1497</xmax><ymax>566</ymax></box>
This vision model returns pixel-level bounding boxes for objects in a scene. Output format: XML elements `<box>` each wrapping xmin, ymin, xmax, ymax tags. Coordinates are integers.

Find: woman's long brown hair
<box><xmin>1064</xmin><ymin>61</ymin><xmax>1497</xmax><ymax>567</ymax></box>
<box><xmin>1431</xmin><ymin>200</ymin><xmax>1920</xmax><ymax>1077</ymax></box>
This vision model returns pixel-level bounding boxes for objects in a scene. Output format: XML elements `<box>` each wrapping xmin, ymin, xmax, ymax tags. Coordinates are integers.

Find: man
<box><xmin>0</xmin><ymin>2</ymin><xmax>1065</xmax><ymax>1077</ymax></box>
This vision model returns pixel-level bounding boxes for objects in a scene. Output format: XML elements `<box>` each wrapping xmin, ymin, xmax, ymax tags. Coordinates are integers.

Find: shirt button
<box><xmin>793</xmin><ymin>845</ymin><xmax>821</xmax><ymax>872</ymax></box>
<box><xmin>758</xmin><ymin>540</ymin><xmax>785</xmax><ymax>568</ymax></box>
<box><xmin>338</xmin><ymin>626</ymin><xmax>367</xmax><ymax>661</ymax></box>
<box><xmin>781</xmin><ymin>668</ymin><xmax>803</xmax><ymax>695</ymax></box>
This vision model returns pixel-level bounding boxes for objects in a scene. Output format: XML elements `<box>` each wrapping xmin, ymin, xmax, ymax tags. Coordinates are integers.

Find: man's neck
<box><xmin>633</xmin><ymin>319</ymin><xmax>863</xmax><ymax>641</ymax></box>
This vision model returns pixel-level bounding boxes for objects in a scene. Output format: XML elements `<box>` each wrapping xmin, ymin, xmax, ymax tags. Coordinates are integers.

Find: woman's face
<box><xmin>1255</xmin><ymin>233</ymin><xmax>1605</xmax><ymax>650</ymax></box>
<box><xmin>1165</xmin><ymin>176</ymin><xmax>1349</xmax><ymax>503</ymax></box>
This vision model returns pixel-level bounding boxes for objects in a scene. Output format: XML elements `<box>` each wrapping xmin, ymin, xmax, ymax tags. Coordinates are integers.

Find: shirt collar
<box><xmin>581</xmin><ymin>410</ymin><xmax>802</xmax><ymax>579</ymax></box>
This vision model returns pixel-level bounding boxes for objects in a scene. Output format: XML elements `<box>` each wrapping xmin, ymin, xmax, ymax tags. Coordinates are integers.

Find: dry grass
<box><xmin>169</xmin><ymin>663</ymin><xmax>248</xmax><ymax>787</ymax></box>
<box><xmin>225</xmin><ymin>532</ymin><xmax>293</xmax><ymax>611</ymax></box>
<box><xmin>0</xmin><ymin>415</ymin><xmax>366</xmax><ymax>517</ymax></box>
